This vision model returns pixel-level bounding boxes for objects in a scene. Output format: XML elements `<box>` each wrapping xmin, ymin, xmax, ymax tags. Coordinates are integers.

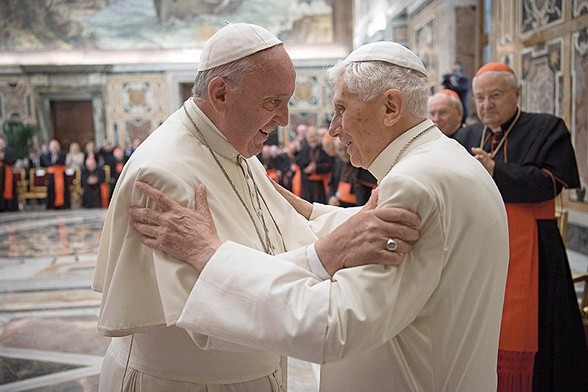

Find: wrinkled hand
<box><xmin>128</xmin><ymin>181</ymin><xmax>221</xmax><ymax>273</ymax></box>
<box><xmin>269</xmin><ymin>177</ymin><xmax>313</xmax><ymax>219</ymax></box>
<box><xmin>471</xmin><ymin>147</ymin><xmax>495</xmax><ymax>176</ymax></box>
<box><xmin>316</xmin><ymin>191</ymin><xmax>421</xmax><ymax>275</ymax></box>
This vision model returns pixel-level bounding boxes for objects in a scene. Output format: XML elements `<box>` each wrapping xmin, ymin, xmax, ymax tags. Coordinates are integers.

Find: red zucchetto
<box><xmin>436</xmin><ymin>88</ymin><xmax>460</xmax><ymax>99</ymax></box>
<box><xmin>475</xmin><ymin>62</ymin><xmax>515</xmax><ymax>77</ymax></box>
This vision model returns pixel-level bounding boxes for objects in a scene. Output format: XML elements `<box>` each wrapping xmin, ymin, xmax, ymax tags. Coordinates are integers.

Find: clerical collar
<box><xmin>369</xmin><ymin>119</ymin><xmax>437</xmax><ymax>182</ymax></box>
<box><xmin>497</xmin><ymin>108</ymin><xmax>521</xmax><ymax>133</ymax></box>
<box><xmin>180</xmin><ymin>98</ymin><xmax>240</xmax><ymax>162</ymax></box>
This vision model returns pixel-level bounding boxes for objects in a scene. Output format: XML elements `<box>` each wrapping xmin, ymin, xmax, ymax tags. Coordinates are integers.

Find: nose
<box><xmin>274</xmin><ymin>102</ymin><xmax>290</xmax><ymax>127</ymax></box>
<box><xmin>328</xmin><ymin>114</ymin><xmax>341</xmax><ymax>137</ymax></box>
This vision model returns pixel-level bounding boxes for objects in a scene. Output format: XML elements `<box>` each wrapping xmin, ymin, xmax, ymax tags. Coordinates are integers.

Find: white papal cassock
<box><xmin>175</xmin><ymin>120</ymin><xmax>510</xmax><ymax>391</ymax></box>
<box><xmin>92</xmin><ymin>98</ymin><xmax>344</xmax><ymax>391</ymax></box>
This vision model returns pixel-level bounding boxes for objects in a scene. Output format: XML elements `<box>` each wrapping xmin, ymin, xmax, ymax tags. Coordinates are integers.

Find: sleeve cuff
<box><xmin>306</xmin><ymin>243</ymin><xmax>331</xmax><ymax>280</ymax></box>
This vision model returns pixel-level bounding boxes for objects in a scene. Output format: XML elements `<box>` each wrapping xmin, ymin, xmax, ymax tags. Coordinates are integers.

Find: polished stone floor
<box><xmin>0</xmin><ymin>209</ymin><xmax>319</xmax><ymax>392</ymax></box>
<box><xmin>1</xmin><ymin>209</ymin><xmax>587</xmax><ymax>392</ymax></box>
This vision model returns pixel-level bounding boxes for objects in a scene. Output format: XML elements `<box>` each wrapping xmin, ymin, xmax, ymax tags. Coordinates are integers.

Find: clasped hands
<box><xmin>128</xmin><ymin>181</ymin><xmax>421</xmax><ymax>275</ymax></box>
<box><xmin>471</xmin><ymin>147</ymin><xmax>495</xmax><ymax>175</ymax></box>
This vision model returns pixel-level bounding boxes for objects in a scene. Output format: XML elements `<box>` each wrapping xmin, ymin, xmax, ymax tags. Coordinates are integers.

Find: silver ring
<box><xmin>386</xmin><ymin>238</ymin><xmax>398</xmax><ymax>252</ymax></box>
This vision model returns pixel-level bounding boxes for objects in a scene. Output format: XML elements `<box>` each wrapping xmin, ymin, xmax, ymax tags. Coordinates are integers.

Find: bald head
<box><xmin>428</xmin><ymin>92</ymin><xmax>464</xmax><ymax>136</ymax></box>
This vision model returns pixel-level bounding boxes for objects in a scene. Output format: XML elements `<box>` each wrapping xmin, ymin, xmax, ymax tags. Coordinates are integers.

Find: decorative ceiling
<box><xmin>0</xmin><ymin>0</ymin><xmax>334</xmax><ymax>52</ymax></box>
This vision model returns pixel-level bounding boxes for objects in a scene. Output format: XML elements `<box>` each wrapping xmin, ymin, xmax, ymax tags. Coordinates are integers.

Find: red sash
<box><xmin>337</xmin><ymin>182</ymin><xmax>356</xmax><ymax>204</ymax></box>
<box><xmin>266</xmin><ymin>168</ymin><xmax>279</xmax><ymax>182</ymax></box>
<box><xmin>497</xmin><ymin>199</ymin><xmax>555</xmax><ymax>392</ymax></box>
<box><xmin>1</xmin><ymin>163</ymin><xmax>14</xmax><ymax>200</ymax></box>
<box><xmin>47</xmin><ymin>165</ymin><xmax>66</xmax><ymax>207</ymax></box>
<box><xmin>100</xmin><ymin>182</ymin><xmax>110</xmax><ymax>208</ymax></box>
<box><xmin>292</xmin><ymin>164</ymin><xmax>302</xmax><ymax>197</ymax></box>
<box><xmin>308</xmin><ymin>172</ymin><xmax>330</xmax><ymax>192</ymax></box>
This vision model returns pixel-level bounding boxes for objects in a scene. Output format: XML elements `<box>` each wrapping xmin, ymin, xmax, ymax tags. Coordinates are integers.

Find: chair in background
<box><xmin>572</xmin><ymin>273</ymin><xmax>588</xmax><ymax>348</ymax></box>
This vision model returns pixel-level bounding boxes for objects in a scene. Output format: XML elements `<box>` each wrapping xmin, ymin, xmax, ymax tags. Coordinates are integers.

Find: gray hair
<box><xmin>327</xmin><ymin>60</ymin><xmax>429</xmax><ymax>118</ymax></box>
<box><xmin>191</xmin><ymin>56</ymin><xmax>257</xmax><ymax>101</ymax></box>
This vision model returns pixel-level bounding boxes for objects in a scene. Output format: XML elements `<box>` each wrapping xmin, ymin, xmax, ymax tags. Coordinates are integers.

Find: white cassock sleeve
<box><xmin>176</xmin><ymin>174</ymin><xmax>444</xmax><ymax>364</ymax></box>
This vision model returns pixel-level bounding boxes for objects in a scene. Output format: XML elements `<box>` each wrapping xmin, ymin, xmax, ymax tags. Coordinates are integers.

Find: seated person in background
<box><xmin>81</xmin><ymin>157</ymin><xmax>106</xmax><ymax>209</ymax></box>
<box><xmin>66</xmin><ymin>142</ymin><xmax>85</xmax><ymax>172</ymax></box>
<box><xmin>44</xmin><ymin>139</ymin><xmax>70</xmax><ymax>210</ymax></box>
<box><xmin>0</xmin><ymin>136</ymin><xmax>18</xmax><ymax>212</ymax></box>
<box><xmin>427</xmin><ymin>88</ymin><xmax>464</xmax><ymax>137</ymax></box>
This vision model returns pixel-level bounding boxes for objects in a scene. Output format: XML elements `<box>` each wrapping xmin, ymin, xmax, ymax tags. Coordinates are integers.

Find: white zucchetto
<box><xmin>344</xmin><ymin>41</ymin><xmax>428</xmax><ymax>77</ymax></box>
<box><xmin>198</xmin><ymin>23</ymin><xmax>282</xmax><ymax>71</ymax></box>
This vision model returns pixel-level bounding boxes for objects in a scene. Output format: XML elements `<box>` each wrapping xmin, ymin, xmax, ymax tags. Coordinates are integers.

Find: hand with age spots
<box><xmin>129</xmin><ymin>181</ymin><xmax>220</xmax><ymax>273</ymax></box>
<box><xmin>129</xmin><ymin>179</ymin><xmax>421</xmax><ymax>277</ymax></box>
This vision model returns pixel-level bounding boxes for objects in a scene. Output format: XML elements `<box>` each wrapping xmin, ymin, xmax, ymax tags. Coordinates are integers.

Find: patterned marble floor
<box><xmin>0</xmin><ymin>209</ymin><xmax>319</xmax><ymax>391</ymax></box>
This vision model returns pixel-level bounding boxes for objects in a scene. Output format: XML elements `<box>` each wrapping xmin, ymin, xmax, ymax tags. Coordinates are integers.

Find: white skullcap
<box><xmin>198</xmin><ymin>23</ymin><xmax>282</xmax><ymax>71</ymax></box>
<box><xmin>344</xmin><ymin>41</ymin><xmax>428</xmax><ymax>77</ymax></box>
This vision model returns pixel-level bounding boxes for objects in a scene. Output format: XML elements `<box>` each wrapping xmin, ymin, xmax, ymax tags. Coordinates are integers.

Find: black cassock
<box><xmin>455</xmin><ymin>111</ymin><xmax>588</xmax><ymax>391</ymax></box>
<box><xmin>0</xmin><ymin>147</ymin><xmax>18</xmax><ymax>212</ymax></box>
<box><xmin>81</xmin><ymin>167</ymin><xmax>106</xmax><ymax>209</ymax></box>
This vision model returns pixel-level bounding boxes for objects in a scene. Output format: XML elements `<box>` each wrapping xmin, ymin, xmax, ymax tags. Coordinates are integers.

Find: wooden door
<box><xmin>50</xmin><ymin>100</ymin><xmax>95</xmax><ymax>150</ymax></box>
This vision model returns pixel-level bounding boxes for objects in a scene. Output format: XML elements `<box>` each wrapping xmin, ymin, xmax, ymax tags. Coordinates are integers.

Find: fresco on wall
<box><xmin>0</xmin><ymin>0</ymin><xmax>333</xmax><ymax>52</ymax></box>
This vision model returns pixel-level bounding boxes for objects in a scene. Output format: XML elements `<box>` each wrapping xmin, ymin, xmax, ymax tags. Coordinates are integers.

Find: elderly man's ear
<box><xmin>384</xmin><ymin>89</ymin><xmax>403</xmax><ymax>126</ymax></box>
<box><xmin>208</xmin><ymin>76</ymin><xmax>229</xmax><ymax>109</ymax></box>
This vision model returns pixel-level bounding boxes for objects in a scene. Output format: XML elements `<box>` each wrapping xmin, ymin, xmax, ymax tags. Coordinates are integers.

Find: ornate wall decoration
<box><xmin>122</xmin><ymin>82</ymin><xmax>152</xmax><ymax>115</ymax></box>
<box><xmin>290</xmin><ymin>75</ymin><xmax>320</xmax><ymax>109</ymax></box>
<box><xmin>125</xmin><ymin>119</ymin><xmax>152</xmax><ymax>144</ymax></box>
<box><xmin>521</xmin><ymin>39</ymin><xmax>563</xmax><ymax>116</ymax></box>
<box><xmin>522</xmin><ymin>0</ymin><xmax>564</xmax><ymax>36</ymax></box>
<box><xmin>106</xmin><ymin>75</ymin><xmax>168</xmax><ymax>146</ymax></box>
<box><xmin>0</xmin><ymin>79</ymin><xmax>34</xmax><ymax>123</ymax></box>
<box><xmin>572</xmin><ymin>27</ymin><xmax>588</xmax><ymax>190</ymax></box>
<box><xmin>286</xmin><ymin>68</ymin><xmax>332</xmax><ymax>143</ymax></box>
<box><xmin>414</xmin><ymin>18</ymin><xmax>438</xmax><ymax>78</ymax></box>
<box><xmin>573</xmin><ymin>0</ymin><xmax>588</xmax><ymax>17</ymax></box>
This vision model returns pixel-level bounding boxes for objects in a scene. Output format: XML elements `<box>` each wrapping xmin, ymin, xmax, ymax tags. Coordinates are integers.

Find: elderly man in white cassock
<box><xmin>93</xmin><ymin>23</ymin><xmax>421</xmax><ymax>391</ymax></box>
<box><xmin>129</xmin><ymin>41</ymin><xmax>510</xmax><ymax>391</ymax></box>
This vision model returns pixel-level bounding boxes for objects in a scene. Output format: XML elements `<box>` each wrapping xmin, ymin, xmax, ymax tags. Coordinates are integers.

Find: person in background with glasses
<box><xmin>455</xmin><ymin>62</ymin><xmax>588</xmax><ymax>392</ymax></box>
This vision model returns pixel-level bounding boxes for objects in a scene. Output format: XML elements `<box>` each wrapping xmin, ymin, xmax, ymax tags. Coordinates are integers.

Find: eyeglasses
<box><xmin>474</xmin><ymin>89</ymin><xmax>513</xmax><ymax>103</ymax></box>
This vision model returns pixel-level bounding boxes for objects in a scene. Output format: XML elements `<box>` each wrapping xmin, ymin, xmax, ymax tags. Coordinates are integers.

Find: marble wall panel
<box><xmin>573</xmin><ymin>0</ymin><xmax>588</xmax><ymax>17</ymax></box>
<box><xmin>521</xmin><ymin>0</ymin><xmax>564</xmax><ymax>37</ymax></box>
<box><xmin>105</xmin><ymin>74</ymin><xmax>168</xmax><ymax>146</ymax></box>
<box><xmin>521</xmin><ymin>39</ymin><xmax>563</xmax><ymax>117</ymax></box>
<box><xmin>287</xmin><ymin>68</ymin><xmax>332</xmax><ymax>144</ymax></box>
<box><xmin>0</xmin><ymin>78</ymin><xmax>34</xmax><ymax>124</ymax></box>
<box><xmin>572</xmin><ymin>28</ymin><xmax>588</xmax><ymax>191</ymax></box>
